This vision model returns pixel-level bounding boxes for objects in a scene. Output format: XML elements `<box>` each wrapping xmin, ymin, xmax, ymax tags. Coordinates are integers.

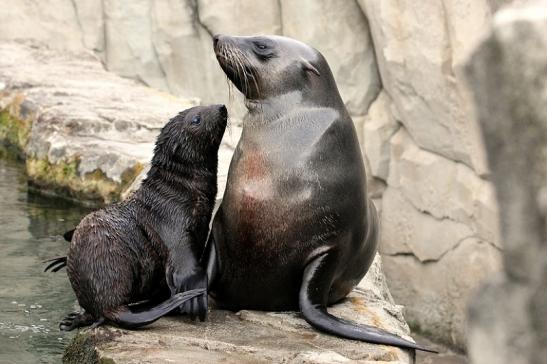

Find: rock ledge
<box><xmin>64</xmin><ymin>256</ymin><xmax>415</xmax><ymax>364</ymax></box>
<box><xmin>0</xmin><ymin>41</ymin><xmax>196</xmax><ymax>205</ymax></box>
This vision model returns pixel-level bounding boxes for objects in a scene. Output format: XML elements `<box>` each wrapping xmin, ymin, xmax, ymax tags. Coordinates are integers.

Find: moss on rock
<box><xmin>26</xmin><ymin>157</ymin><xmax>145</xmax><ymax>206</ymax></box>
<box><xmin>0</xmin><ymin>108</ymin><xmax>31</xmax><ymax>157</ymax></box>
<box><xmin>63</xmin><ymin>331</ymin><xmax>100</xmax><ymax>364</ymax></box>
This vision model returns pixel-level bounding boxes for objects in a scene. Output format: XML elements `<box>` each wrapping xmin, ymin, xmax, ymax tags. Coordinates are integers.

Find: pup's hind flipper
<box><xmin>108</xmin><ymin>288</ymin><xmax>206</xmax><ymax>329</ymax></box>
<box><xmin>43</xmin><ymin>256</ymin><xmax>67</xmax><ymax>272</ymax></box>
<box><xmin>299</xmin><ymin>252</ymin><xmax>437</xmax><ymax>353</ymax></box>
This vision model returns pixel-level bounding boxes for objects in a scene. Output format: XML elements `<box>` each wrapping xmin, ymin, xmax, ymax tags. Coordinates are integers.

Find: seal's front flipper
<box><xmin>43</xmin><ymin>256</ymin><xmax>67</xmax><ymax>272</ymax></box>
<box><xmin>63</xmin><ymin>229</ymin><xmax>75</xmax><ymax>242</ymax></box>
<box><xmin>299</xmin><ymin>253</ymin><xmax>437</xmax><ymax>353</ymax></box>
<box><xmin>108</xmin><ymin>288</ymin><xmax>206</xmax><ymax>329</ymax></box>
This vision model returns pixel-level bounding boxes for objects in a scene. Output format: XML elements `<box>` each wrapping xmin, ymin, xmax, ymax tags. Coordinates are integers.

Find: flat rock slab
<box><xmin>0</xmin><ymin>41</ymin><xmax>204</xmax><ymax>204</ymax></box>
<box><xmin>65</xmin><ymin>256</ymin><xmax>415</xmax><ymax>363</ymax></box>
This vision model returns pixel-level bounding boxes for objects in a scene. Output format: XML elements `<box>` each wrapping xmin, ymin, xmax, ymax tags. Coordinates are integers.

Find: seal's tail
<box><xmin>106</xmin><ymin>289</ymin><xmax>206</xmax><ymax>329</ymax></box>
<box><xmin>299</xmin><ymin>253</ymin><xmax>438</xmax><ymax>353</ymax></box>
<box><xmin>43</xmin><ymin>256</ymin><xmax>67</xmax><ymax>272</ymax></box>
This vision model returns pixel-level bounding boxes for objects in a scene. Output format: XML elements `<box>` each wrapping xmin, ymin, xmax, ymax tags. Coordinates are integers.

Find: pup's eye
<box><xmin>256</xmin><ymin>43</ymin><xmax>267</xmax><ymax>50</ymax></box>
<box><xmin>191</xmin><ymin>115</ymin><xmax>201</xmax><ymax>125</ymax></box>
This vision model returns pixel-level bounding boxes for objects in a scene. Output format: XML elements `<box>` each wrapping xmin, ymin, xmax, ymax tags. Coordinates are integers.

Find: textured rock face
<box><xmin>0</xmin><ymin>0</ymin><xmax>508</xmax><ymax>349</ymax></box>
<box><xmin>64</xmin><ymin>255</ymin><xmax>416</xmax><ymax>364</ymax></box>
<box><xmin>358</xmin><ymin>0</ymin><xmax>504</xmax><ymax>348</ymax></box>
<box><xmin>465</xmin><ymin>1</ymin><xmax>547</xmax><ymax>363</ymax></box>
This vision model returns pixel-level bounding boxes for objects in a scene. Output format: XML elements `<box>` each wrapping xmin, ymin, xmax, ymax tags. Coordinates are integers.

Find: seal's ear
<box><xmin>301</xmin><ymin>59</ymin><xmax>320</xmax><ymax>77</ymax></box>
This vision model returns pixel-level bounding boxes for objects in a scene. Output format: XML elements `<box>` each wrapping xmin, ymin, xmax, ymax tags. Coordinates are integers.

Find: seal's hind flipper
<box><xmin>63</xmin><ymin>229</ymin><xmax>75</xmax><ymax>242</ymax></box>
<box><xmin>299</xmin><ymin>253</ymin><xmax>438</xmax><ymax>353</ymax></box>
<box><xmin>43</xmin><ymin>256</ymin><xmax>67</xmax><ymax>272</ymax></box>
<box><xmin>108</xmin><ymin>288</ymin><xmax>206</xmax><ymax>329</ymax></box>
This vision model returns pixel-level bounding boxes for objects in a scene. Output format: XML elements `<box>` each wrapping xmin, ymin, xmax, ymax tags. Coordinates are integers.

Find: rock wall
<box><xmin>360</xmin><ymin>1</ymin><xmax>503</xmax><ymax>349</ymax></box>
<box><xmin>465</xmin><ymin>1</ymin><xmax>547</xmax><ymax>363</ymax></box>
<box><xmin>0</xmin><ymin>0</ymin><xmax>506</xmax><ymax>349</ymax></box>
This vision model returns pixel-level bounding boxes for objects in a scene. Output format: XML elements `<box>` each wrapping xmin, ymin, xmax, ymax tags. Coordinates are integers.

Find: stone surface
<box><xmin>465</xmin><ymin>1</ymin><xmax>547</xmax><ymax>363</ymax></box>
<box><xmin>0</xmin><ymin>42</ymin><xmax>197</xmax><ymax>204</ymax></box>
<box><xmin>414</xmin><ymin>334</ymin><xmax>468</xmax><ymax>364</ymax></box>
<box><xmin>0</xmin><ymin>0</ymin><xmax>83</xmax><ymax>51</ymax></box>
<box><xmin>363</xmin><ymin>92</ymin><xmax>399</xmax><ymax>181</ymax></box>
<box><xmin>64</xmin><ymin>255</ymin><xmax>415</xmax><ymax>364</ymax></box>
<box><xmin>103</xmin><ymin>0</ymin><xmax>168</xmax><ymax>91</ymax></box>
<box><xmin>354</xmin><ymin>1</ymin><xmax>505</xmax><ymax>348</ymax></box>
<box><xmin>360</xmin><ymin>0</ymin><xmax>492</xmax><ymax>175</ymax></box>
<box><xmin>198</xmin><ymin>0</ymin><xmax>281</xmax><ymax>36</ymax></box>
<box><xmin>376</xmin><ymin>126</ymin><xmax>501</xmax><ymax>347</ymax></box>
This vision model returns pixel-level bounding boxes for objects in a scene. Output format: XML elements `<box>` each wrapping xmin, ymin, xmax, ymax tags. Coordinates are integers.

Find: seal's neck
<box><xmin>245</xmin><ymin>92</ymin><xmax>302</xmax><ymax>122</ymax></box>
<box><xmin>244</xmin><ymin>89</ymin><xmax>346</xmax><ymax>128</ymax></box>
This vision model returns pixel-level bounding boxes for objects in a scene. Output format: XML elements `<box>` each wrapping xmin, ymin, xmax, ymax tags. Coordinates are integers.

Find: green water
<box><xmin>0</xmin><ymin>156</ymin><xmax>91</xmax><ymax>364</ymax></box>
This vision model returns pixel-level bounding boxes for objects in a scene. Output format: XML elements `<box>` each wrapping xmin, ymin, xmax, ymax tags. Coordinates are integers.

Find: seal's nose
<box><xmin>217</xmin><ymin>104</ymin><xmax>227</xmax><ymax>118</ymax></box>
<box><xmin>213</xmin><ymin>34</ymin><xmax>221</xmax><ymax>48</ymax></box>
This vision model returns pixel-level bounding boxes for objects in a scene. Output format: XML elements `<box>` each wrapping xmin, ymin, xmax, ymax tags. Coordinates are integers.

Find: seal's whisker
<box><xmin>221</xmin><ymin>45</ymin><xmax>236</xmax><ymax>106</ymax></box>
<box><xmin>233</xmin><ymin>49</ymin><xmax>249</xmax><ymax>97</ymax></box>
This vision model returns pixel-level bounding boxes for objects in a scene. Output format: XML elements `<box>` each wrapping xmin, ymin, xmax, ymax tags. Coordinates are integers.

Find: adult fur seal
<box><xmin>47</xmin><ymin>104</ymin><xmax>227</xmax><ymax>330</ymax></box>
<box><xmin>209</xmin><ymin>35</ymin><xmax>435</xmax><ymax>353</ymax></box>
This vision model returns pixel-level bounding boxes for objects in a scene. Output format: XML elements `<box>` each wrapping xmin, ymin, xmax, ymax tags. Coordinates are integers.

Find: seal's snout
<box><xmin>217</xmin><ymin>104</ymin><xmax>227</xmax><ymax>118</ymax></box>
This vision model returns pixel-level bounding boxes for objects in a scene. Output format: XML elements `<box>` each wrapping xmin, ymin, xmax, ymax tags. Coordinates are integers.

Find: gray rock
<box><xmin>0</xmin><ymin>0</ymin><xmax>83</xmax><ymax>51</ymax></box>
<box><xmin>374</xmin><ymin>125</ymin><xmax>501</xmax><ymax>348</ymax></box>
<box><xmin>73</xmin><ymin>0</ymin><xmax>105</xmax><ymax>54</ymax></box>
<box><xmin>103</xmin><ymin>0</ymin><xmax>168</xmax><ymax>90</ymax></box>
<box><xmin>197</xmin><ymin>0</ymin><xmax>281</xmax><ymax>35</ymax></box>
<box><xmin>64</xmin><ymin>255</ymin><xmax>416</xmax><ymax>364</ymax></box>
<box><xmin>359</xmin><ymin>0</ymin><xmax>493</xmax><ymax>175</ymax></box>
<box><xmin>0</xmin><ymin>42</ymin><xmax>196</xmax><ymax>204</ymax></box>
<box><xmin>363</xmin><ymin>92</ymin><xmax>399</xmax><ymax>181</ymax></box>
<box><xmin>465</xmin><ymin>1</ymin><xmax>547</xmax><ymax>363</ymax></box>
<box><xmin>281</xmin><ymin>0</ymin><xmax>380</xmax><ymax>116</ymax></box>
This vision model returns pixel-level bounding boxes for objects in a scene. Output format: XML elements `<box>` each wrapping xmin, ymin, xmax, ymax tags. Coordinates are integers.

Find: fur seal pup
<box><xmin>209</xmin><ymin>35</ymin><xmax>435</xmax><ymax>353</ymax></box>
<box><xmin>50</xmin><ymin>104</ymin><xmax>227</xmax><ymax>330</ymax></box>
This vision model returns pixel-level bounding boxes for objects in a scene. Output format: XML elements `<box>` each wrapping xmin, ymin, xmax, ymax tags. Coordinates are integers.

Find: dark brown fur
<box><xmin>59</xmin><ymin>104</ymin><xmax>227</xmax><ymax>330</ymax></box>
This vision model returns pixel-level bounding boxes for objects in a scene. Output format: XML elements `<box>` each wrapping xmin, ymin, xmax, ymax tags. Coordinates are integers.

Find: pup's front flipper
<box><xmin>59</xmin><ymin>311</ymin><xmax>94</xmax><ymax>331</ymax></box>
<box><xmin>166</xmin><ymin>266</ymin><xmax>208</xmax><ymax>321</ymax></box>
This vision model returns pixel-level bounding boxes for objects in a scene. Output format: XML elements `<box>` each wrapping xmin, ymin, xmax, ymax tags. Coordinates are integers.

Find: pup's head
<box><xmin>152</xmin><ymin>104</ymin><xmax>228</xmax><ymax>167</ymax></box>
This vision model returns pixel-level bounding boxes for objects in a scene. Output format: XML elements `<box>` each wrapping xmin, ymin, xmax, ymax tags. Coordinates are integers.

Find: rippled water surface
<box><xmin>0</xmin><ymin>156</ymin><xmax>91</xmax><ymax>364</ymax></box>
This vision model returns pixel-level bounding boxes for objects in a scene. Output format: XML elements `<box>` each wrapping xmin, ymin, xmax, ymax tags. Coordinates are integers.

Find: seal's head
<box><xmin>214</xmin><ymin>35</ymin><xmax>339</xmax><ymax>105</ymax></box>
<box><xmin>152</xmin><ymin>104</ymin><xmax>228</xmax><ymax>166</ymax></box>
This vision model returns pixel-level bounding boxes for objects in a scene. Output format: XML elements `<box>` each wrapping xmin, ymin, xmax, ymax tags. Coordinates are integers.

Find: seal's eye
<box><xmin>255</xmin><ymin>43</ymin><xmax>267</xmax><ymax>50</ymax></box>
<box><xmin>191</xmin><ymin>115</ymin><xmax>201</xmax><ymax>125</ymax></box>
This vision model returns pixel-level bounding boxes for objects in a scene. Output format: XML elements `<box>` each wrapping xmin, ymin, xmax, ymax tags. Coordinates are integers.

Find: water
<box><xmin>0</xmin><ymin>156</ymin><xmax>92</xmax><ymax>364</ymax></box>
